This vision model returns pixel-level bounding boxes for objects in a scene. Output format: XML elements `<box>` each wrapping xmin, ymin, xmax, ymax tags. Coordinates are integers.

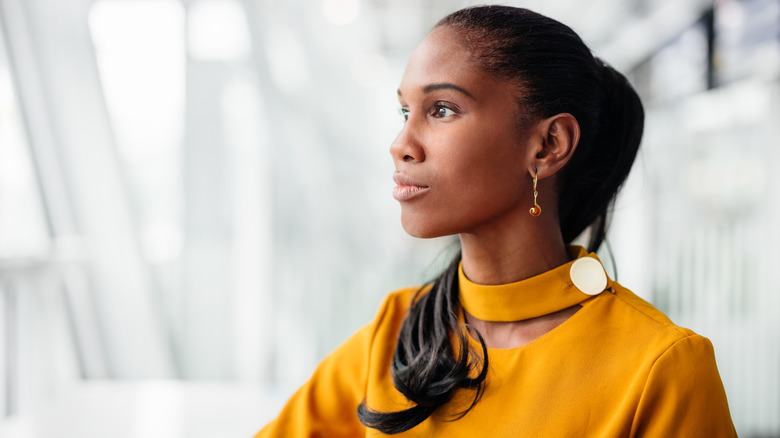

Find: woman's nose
<box><xmin>389</xmin><ymin>123</ymin><xmax>425</xmax><ymax>164</ymax></box>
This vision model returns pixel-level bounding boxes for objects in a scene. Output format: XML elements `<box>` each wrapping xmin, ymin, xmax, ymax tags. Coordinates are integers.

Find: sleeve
<box><xmin>631</xmin><ymin>334</ymin><xmax>738</xmax><ymax>437</ymax></box>
<box><xmin>254</xmin><ymin>293</ymin><xmax>397</xmax><ymax>438</ymax></box>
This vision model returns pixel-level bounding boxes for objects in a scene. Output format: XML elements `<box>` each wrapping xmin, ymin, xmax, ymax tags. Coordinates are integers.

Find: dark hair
<box><xmin>358</xmin><ymin>5</ymin><xmax>644</xmax><ymax>433</ymax></box>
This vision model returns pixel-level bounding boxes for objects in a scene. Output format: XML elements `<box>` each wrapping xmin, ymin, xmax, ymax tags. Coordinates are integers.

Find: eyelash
<box><xmin>431</xmin><ymin>103</ymin><xmax>457</xmax><ymax>118</ymax></box>
<box><xmin>398</xmin><ymin>102</ymin><xmax>458</xmax><ymax>122</ymax></box>
<box><xmin>399</xmin><ymin>107</ymin><xmax>410</xmax><ymax>122</ymax></box>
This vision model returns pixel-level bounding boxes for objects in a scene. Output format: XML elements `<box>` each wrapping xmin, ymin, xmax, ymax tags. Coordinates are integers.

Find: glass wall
<box><xmin>625</xmin><ymin>0</ymin><xmax>780</xmax><ymax>433</ymax></box>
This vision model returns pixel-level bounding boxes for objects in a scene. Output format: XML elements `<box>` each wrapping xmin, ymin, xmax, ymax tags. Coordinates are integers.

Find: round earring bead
<box><xmin>570</xmin><ymin>257</ymin><xmax>608</xmax><ymax>295</ymax></box>
<box><xmin>529</xmin><ymin>206</ymin><xmax>541</xmax><ymax>216</ymax></box>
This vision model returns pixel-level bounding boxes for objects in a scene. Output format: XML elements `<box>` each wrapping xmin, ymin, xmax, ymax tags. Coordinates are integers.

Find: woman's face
<box><xmin>392</xmin><ymin>26</ymin><xmax>535</xmax><ymax>238</ymax></box>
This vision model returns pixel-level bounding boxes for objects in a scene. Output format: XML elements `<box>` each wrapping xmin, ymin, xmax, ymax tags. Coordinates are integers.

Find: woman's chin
<box><xmin>400</xmin><ymin>216</ymin><xmax>453</xmax><ymax>239</ymax></box>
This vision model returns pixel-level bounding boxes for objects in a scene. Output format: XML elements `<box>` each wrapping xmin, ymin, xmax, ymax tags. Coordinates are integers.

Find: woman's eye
<box><xmin>398</xmin><ymin>107</ymin><xmax>410</xmax><ymax>122</ymax></box>
<box><xmin>433</xmin><ymin>105</ymin><xmax>456</xmax><ymax>118</ymax></box>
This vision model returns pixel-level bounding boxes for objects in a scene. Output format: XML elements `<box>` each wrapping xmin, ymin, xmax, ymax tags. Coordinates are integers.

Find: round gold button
<box><xmin>570</xmin><ymin>257</ymin><xmax>607</xmax><ymax>295</ymax></box>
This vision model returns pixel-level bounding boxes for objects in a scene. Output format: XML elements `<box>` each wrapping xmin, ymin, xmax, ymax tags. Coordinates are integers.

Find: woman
<box><xmin>257</xmin><ymin>5</ymin><xmax>736</xmax><ymax>437</ymax></box>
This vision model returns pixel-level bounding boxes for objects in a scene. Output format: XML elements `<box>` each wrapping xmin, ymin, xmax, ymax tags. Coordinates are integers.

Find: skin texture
<box><xmin>392</xmin><ymin>26</ymin><xmax>584</xmax><ymax>348</ymax></box>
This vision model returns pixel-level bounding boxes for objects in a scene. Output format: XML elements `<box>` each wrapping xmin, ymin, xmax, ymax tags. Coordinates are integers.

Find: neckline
<box><xmin>458</xmin><ymin>246</ymin><xmax>611</xmax><ymax>322</ymax></box>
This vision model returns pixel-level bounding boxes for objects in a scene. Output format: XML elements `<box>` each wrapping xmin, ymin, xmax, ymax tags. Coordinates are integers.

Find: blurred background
<box><xmin>0</xmin><ymin>0</ymin><xmax>777</xmax><ymax>436</ymax></box>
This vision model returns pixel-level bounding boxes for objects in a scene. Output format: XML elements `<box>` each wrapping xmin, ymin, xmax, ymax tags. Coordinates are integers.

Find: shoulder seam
<box><xmin>608</xmin><ymin>290</ymin><xmax>690</xmax><ymax>338</ymax></box>
<box><xmin>630</xmin><ymin>334</ymin><xmax>707</xmax><ymax>435</ymax></box>
<box><xmin>651</xmin><ymin>333</ymin><xmax>705</xmax><ymax>367</ymax></box>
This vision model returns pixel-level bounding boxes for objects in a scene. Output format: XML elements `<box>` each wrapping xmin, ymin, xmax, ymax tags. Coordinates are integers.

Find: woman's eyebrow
<box><xmin>397</xmin><ymin>83</ymin><xmax>476</xmax><ymax>100</ymax></box>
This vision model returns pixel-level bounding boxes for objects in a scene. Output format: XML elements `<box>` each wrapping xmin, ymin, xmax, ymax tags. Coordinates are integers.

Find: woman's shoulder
<box><xmin>368</xmin><ymin>285</ymin><xmax>429</xmax><ymax>333</ymax></box>
<box><xmin>609</xmin><ymin>283</ymin><xmax>683</xmax><ymax>322</ymax></box>
<box><xmin>613</xmin><ymin>284</ymin><xmax>737</xmax><ymax>436</ymax></box>
<box><xmin>588</xmin><ymin>282</ymin><xmax>708</xmax><ymax>357</ymax></box>
<box><xmin>379</xmin><ymin>285</ymin><xmax>424</xmax><ymax>311</ymax></box>
<box><xmin>607</xmin><ymin>283</ymin><xmax>692</xmax><ymax>332</ymax></box>
<box><xmin>578</xmin><ymin>283</ymin><xmax>735</xmax><ymax>432</ymax></box>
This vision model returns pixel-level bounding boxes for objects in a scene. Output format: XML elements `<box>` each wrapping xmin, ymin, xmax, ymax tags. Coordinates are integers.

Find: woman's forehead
<box><xmin>398</xmin><ymin>27</ymin><xmax>483</xmax><ymax>96</ymax></box>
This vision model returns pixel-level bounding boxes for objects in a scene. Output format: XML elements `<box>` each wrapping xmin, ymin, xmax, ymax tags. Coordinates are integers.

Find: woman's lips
<box><xmin>393</xmin><ymin>185</ymin><xmax>429</xmax><ymax>201</ymax></box>
<box><xmin>392</xmin><ymin>173</ymin><xmax>429</xmax><ymax>202</ymax></box>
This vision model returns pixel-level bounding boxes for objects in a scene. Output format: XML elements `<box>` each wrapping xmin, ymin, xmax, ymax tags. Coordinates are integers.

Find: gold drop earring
<box><xmin>529</xmin><ymin>169</ymin><xmax>541</xmax><ymax>216</ymax></box>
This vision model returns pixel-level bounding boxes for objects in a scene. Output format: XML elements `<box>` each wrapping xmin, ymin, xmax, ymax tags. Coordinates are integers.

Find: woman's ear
<box><xmin>531</xmin><ymin>113</ymin><xmax>580</xmax><ymax>179</ymax></box>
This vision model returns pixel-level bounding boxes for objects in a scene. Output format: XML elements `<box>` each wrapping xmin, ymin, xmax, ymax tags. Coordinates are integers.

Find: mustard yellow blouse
<box><xmin>256</xmin><ymin>247</ymin><xmax>736</xmax><ymax>437</ymax></box>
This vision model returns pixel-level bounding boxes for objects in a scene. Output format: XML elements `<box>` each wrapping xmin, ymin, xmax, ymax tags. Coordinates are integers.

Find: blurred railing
<box><xmin>0</xmin><ymin>249</ymin><xmax>109</xmax><ymax>420</ymax></box>
<box><xmin>1</xmin><ymin>258</ymin><xmax>60</xmax><ymax>418</ymax></box>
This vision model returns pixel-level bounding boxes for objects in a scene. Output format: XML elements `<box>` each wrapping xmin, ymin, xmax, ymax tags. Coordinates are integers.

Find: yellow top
<box><xmin>256</xmin><ymin>247</ymin><xmax>737</xmax><ymax>437</ymax></box>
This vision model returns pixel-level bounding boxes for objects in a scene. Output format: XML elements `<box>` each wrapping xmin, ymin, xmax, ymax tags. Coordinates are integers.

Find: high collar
<box><xmin>458</xmin><ymin>246</ymin><xmax>611</xmax><ymax>322</ymax></box>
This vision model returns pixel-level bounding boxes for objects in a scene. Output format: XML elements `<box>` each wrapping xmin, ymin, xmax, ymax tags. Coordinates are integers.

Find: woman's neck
<box><xmin>458</xmin><ymin>215</ymin><xmax>579</xmax><ymax>349</ymax></box>
<box><xmin>459</xmin><ymin>214</ymin><xmax>571</xmax><ymax>285</ymax></box>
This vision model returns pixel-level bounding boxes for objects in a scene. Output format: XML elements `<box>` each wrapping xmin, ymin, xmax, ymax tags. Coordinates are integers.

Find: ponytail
<box><xmin>558</xmin><ymin>60</ymin><xmax>644</xmax><ymax>251</ymax></box>
<box><xmin>357</xmin><ymin>254</ymin><xmax>489</xmax><ymax>433</ymax></box>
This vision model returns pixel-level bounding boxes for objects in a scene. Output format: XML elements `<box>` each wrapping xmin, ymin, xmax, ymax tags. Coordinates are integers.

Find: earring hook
<box><xmin>530</xmin><ymin>168</ymin><xmax>541</xmax><ymax>216</ymax></box>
